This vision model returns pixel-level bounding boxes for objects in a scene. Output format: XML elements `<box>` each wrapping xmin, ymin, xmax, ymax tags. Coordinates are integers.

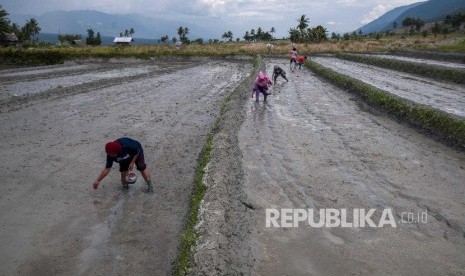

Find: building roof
<box><xmin>113</xmin><ymin>37</ymin><xmax>134</xmax><ymax>43</ymax></box>
<box><xmin>72</xmin><ymin>39</ymin><xmax>86</xmax><ymax>46</ymax></box>
<box><xmin>1</xmin><ymin>32</ymin><xmax>19</xmax><ymax>42</ymax></box>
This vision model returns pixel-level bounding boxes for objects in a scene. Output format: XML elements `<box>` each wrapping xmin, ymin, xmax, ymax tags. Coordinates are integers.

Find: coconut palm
<box><xmin>297</xmin><ymin>15</ymin><xmax>309</xmax><ymax>40</ymax></box>
<box><xmin>21</xmin><ymin>18</ymin><xmax>41</xmax><ymax>43</ymax></box>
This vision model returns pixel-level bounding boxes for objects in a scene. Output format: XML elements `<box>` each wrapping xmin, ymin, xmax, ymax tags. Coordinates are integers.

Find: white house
<box><xmin>113</xmin><ymin>37</ymin><xmax>134</xmax><ymax>46</ymax></box>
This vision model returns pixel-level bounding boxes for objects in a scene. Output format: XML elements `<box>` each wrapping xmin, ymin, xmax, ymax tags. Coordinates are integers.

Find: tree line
<box><xmin>0</xmin><ymin>5</ymin><xmax>40</xmax><ymax>46</ymax></box>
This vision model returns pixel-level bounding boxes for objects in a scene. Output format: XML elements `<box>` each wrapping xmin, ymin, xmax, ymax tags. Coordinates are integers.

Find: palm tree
<box><xmin>270</xmin><ymin>27</ymin><xmax>275</xmax><ymax>39</ymax></box>
<box><xmin>297</xmin><ymin>15</ymin><xmax>309</xmax><ymax>40</ymax></box>
<box><xmin>21</xmin><ymin>18</ymin><xmax>41</xmax><ymax>43</ymax></box>
<box><xmin>177</xmin><ymin>26</ymin><xmax>189</xmax><ymax>43</ymax></box>
<box><xmin>243</xmin><ymin>31</ymin><xmax>250</xmax><ymax>41</ymax></box>
<box><xmin>222</xmin><ymin>31</ymin><xmax>233</xmax><ymax>42</ymax></box>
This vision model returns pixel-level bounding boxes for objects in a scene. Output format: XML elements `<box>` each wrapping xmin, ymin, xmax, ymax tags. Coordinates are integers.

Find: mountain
<box><xmin>390</xmin><ymin>0</ymin><xmax>465</xmax><ymax>29</ymax></box>
<box><xmin>357</xmin><ymin>0</ymin><xmax>465</xmax><ymax>34</ymax></box>
<box><xmin>357</xmin><ymin>2</ymin><xmax>425</xmax><ymax>34</ymax></box>
<box><xmin>9</xmin><ymin>10</ymin><xmax>215</xmax><ymax>40</ymax></box>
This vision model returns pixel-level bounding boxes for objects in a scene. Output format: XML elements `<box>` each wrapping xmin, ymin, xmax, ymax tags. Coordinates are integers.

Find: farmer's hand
<box><xmin>93</xmin><ymin>181</ymin><xmax>99</xmax><ymax>190</ymax></box>
<box><xmin>129</xmin><ymin>162</ymin><xmax>135</xmax><ymax>172</ymax></box>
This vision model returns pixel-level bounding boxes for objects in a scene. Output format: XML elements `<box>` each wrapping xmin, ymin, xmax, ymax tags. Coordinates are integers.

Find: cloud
<box><xmin>360</xmin><ymin>0</ymin><xmax>423</xmax><ymax>24</ymax></box>
<box><xmin>2</xmin><ymin>0</ymin><xmax>426</xmax><ymax>37</ymax></box>
<box><xmin>361</xmin><ymin>4</ymin><xmax>389</xmax><ymax>24</ymax></box>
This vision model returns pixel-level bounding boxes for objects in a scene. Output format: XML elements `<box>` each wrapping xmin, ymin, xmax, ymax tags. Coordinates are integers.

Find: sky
<box><xmin>2</xmin><ymin>0</ymin><xmax>425</xmax><ymax>38</ymax></box>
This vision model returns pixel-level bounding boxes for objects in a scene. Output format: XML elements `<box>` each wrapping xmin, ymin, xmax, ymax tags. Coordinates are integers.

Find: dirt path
<box><xmin>238</xmin><ymin>58</ymin><xmax>465</xmax><ymax>275</ymax></box>
<box><xmin>0</xmin><ymin>58</ymin><xmax>252</xmax><ymax>275</ymax></box>
<box><xmin>312</xmin><ymin>56</ymin><xmax>465</xmax><ymax>117</ymax></box>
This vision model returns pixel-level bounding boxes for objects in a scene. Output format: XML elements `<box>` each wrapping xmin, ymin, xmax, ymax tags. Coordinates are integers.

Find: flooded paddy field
<box><xmin>312</xmin><ymin>56</ymin><xmax>465</xmax><ymax>117</ymax></box>
<box><xmin>235</xmin><ymin>58</ymin><xmax>465</xmax><ymax>275</ymax></box>
<box><xmin>361</xmin><ymin>53</ymin><xmax>465</xmax><ymax>70</ymax></box>
<box><xmin>1</xmin><ymin>55</ymin><xmax>464</xmax><ymax>276</ymax></box>
<box><xmin>0</xmin><ymin>57</ymin><xmax>253</xmax><ymax>275</ymax></box>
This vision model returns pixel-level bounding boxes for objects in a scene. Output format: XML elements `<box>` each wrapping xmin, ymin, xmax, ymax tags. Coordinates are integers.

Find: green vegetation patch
<box><xmin>306</xmin><ymin>59</ymin><xmax>465</xmax><ymax>150</ymax></box>
<box><xmin>336</xmin><ymin>53</ymin><xmax>465</xmax><ymax>85</ymax></box>
<box><xmin>172</xmin><ymin>56</ymin><xmax>259</xmax><ymax>275</ymax></box>
<box><xmin>0</xmin><ymin>48</ymin><xmax>67</xmax><ymax>65</ymax></box>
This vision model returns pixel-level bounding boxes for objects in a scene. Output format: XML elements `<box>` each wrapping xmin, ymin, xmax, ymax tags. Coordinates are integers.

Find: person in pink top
<box><xmin>290</xmin><ymin>47</ymin><xmax>298</xmax><ymax>69</ymax></box>
<box><xmin>252</xmin><ymin>71</ymin><xmax>272</xmax><ymax>102</ymax></box>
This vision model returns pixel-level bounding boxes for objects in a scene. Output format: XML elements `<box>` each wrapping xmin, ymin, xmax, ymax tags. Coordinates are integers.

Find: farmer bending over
<box><xmin>272</xmin><ymin>65</ymin><xmax>289</xmax><ymax>84</ymax></box>
<box><xmin>92</xmin><ymin>137</ymin><xmax>153</xmax><ymax>193</ymax></box>
<box><xmin>252</xmin><ymin>71</ymin><xmax>272</xmax><ymax>102</ymax></box>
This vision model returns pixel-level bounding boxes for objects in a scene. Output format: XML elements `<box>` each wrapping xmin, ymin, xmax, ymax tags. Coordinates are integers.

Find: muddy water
<box><xmin>312</xmin><ymin>56</ymin><xmax>465</xmax><ymax>117</ymax></box>
<box><xmin>239</xmin><ymin>58</ymin><xmax>465</xmax><ymax>275</ymax></box>
<box><xmin>362</xmin><ymin>54</ymin><xmax>465</xmax><ymax>70</ymax></box>
<box><xmin>0</xmin><ymin>58</ymin><xmax>252</xmax><ymax>275</ymax></box>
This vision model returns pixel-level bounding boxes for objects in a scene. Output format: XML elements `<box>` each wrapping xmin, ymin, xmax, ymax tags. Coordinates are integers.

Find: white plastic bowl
<box><xmin>126</xmin><ymin>172</ymin><xmax>138</xmax><ymax>184</ymax></box>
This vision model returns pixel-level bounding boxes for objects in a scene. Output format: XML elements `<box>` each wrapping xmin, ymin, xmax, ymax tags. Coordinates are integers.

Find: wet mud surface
<box><xmin>2</xmin><ymin>55</ymin><xmax>465</xmax><ymax>276</ymax></box>
<box><xmin>0</xmin><ymin>58</ymin><xmax>252</xmax><ymax>275</ymax></box>
<box><xmin>363</xmin><ymin>54</ymin><xmax>465</xmax><ymax>70</ymax></box>
<box><xmin>238</xmin><ymin>58</ymin><xmax>465</xmax><ymax>275</ymax></box>
<box><xmin>312</xmin><ymin>56</ymin><xmax>465</xmax><ymax>117</ymax></box>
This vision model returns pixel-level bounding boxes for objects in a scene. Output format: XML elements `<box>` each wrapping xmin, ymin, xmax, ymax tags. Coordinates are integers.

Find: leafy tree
<box><xmin>85</xmin><ymin>29</ymin><xmax>102</xmax><ymax>46</ymax></box>
<box><xmin>0</xmin><ymin>5</ymin><xmax>10</xmax><ymax>33</ymax></box>
<box><xmin>288</xmin><ymin>28</ymin><xmax>300</xmax><ymax>42</ymax></box>
<box><xmin>94</xmin><ymin>32</ymin><xmax>102</xmax><ymax>45</ymax></box>
<box><xmin>243</xmin><ymin>31</ymin><xmax>251</xmax><ymax>41</ymax></box>
<box><xmin>86</xmin><ymin>28</ymin><xmax>95</xmax><ymax>45</ymax></box>
<box><xmin>450</xmin><ymin>12</ymin><xmax>465</xmax><ymax>29</ymax></box>
<box><xmin>58</xmin><ymin>34</ymin><xmax>81</xmax><ymax>44</ymax></box>
<box><xmin>250</xmin><ymin>29</ymin><xmax>255</xmax><ymax>41</ymax></box>
<box><xmin>160</xmin><ymin>35</ymin><xmax>169</xmax><ymax>44</ymax></box>
<box><xmin>193</xmin><ymin>38</ymin><xmax>203</xmax><ymax>44</ymax></box>
<box><xmin>312</xmin><ymin>25</ymin><xmax>327</xmax><ymax>43</ymax></box>
<box><xmin>402</xmin><ymin>17</ymin><xmax>424</xmax><ymax>32</ymax></box>
<box><xmin>432</xmin><ymin>22</ymin><xmax>441</xmax><ymax>37</ymax></box>
<box><xmin>256</xmin><ymin>27</ymin><xmax>263</xmax><ymax>40</ymax></box>
<box><xmin>442</xmin><ymin>25</ymin><xmax>450</xmax><ymax>38</ymax></box>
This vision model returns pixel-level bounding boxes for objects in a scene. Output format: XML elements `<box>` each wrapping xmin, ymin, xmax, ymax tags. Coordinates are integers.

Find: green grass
<box><xmin>172</xmin><ymin>56</ymin><xmax>259</xmax><ymax>276</ymax></box>
<box><xmin>336</xmin><ymin>53</ymin><xmax>465</xmax><ymax>84</ymax></box>
<box><xmin>305</xmin><ymin>59</ymin><xmax>465</xmax><ymax>150</ymax></box>
<box><xmin>2</xmin><ymin>34</ymin><xmax>464</xmax><ymax>66</ymax></box>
